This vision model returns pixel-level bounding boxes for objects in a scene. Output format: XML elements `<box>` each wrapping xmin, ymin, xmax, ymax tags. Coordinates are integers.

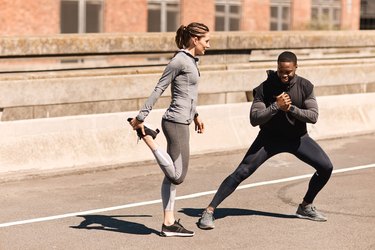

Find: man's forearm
<box><xmin>250</xmin><ymin>101</ymin><xmax>279</xmax><ymax>126</ymax></box>
<box><xmin>289</xmin><ymin>95</ymin><xmax>318</xmax><ymax>124</ymax></box>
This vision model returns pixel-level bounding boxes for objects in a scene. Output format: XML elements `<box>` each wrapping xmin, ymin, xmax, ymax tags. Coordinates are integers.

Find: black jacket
<box><xmin>251</xmin><ymin>70</ymin><xmax>317</xmax><ymax>140</ymax></box>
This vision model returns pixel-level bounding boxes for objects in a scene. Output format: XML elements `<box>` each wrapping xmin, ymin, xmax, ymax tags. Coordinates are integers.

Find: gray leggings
<box><xmin>152</xmin><ymin>119</ymin><xmax>190</xmax><ymax>211</ymax></box>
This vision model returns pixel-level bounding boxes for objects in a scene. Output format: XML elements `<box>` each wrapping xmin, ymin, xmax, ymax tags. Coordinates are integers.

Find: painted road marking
<box><xmin>0</xmin><ymin>163</ymin><xmax>374</xmax><ymax>228</ymax></box>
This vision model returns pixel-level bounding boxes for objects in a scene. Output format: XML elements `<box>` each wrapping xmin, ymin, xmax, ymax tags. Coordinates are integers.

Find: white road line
<box><xmin>1</xmin><ymin>163</ymin><xmax>374</xmax><ymax>228</ymax></box>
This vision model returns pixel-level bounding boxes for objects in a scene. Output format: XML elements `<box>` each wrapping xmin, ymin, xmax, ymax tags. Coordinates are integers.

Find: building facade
<box><xmin>360</xmin><ymin>0</ymin><xmax>375</xmax><ymax>29</ymax></box>
<box><xmin>0</xmin><ymin>0</ymin><xmax>367</xmax><ymax>37</ymax></box>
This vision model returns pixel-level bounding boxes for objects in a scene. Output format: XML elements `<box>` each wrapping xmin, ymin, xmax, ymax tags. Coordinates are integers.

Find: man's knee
<box><xmin>326</xmin><ymin>162</ymin><xmax>333</xmax><ymax>176</ymax></box>
<box><xmin>232</xmin><ymin>162</ymin><xmax>259</xmax><ymax>182</ymax></box>
<box><xmin>319</xmin><ymin>160</ymin><xmax>333</xmax><ymax>178</ymax></box>
<box><xmin>232</xmin><ymin>169</ymin><xmax>250</xmax><ymax>183</ymax></box>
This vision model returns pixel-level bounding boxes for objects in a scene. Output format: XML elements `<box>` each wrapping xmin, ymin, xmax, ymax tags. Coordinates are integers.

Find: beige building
<box><xmin>0</xmin><ymin>0</ymin><xmax>366</xmax><ymax>37</ymax></box>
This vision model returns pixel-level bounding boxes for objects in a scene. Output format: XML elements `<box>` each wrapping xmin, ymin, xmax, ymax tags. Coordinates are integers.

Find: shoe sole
<box><xmin>296</xmin><ymin>213</ymin><xmax>327</xmax><ymax>222</ymax></box>
<box><xmin>127</xmin><ymin>118</ymin><xmax>159</xmax><ymax>139</ymax></box>
<box><xmin>198</xmin><ymin>224</ymin><xmax>215</xmax><ymax>230</ymax></box>
<box><xmin>160</xmin><ymin>231</ymin><xmax>195</xmax><ymax>237</ymax></box>
<box><xmin>198</xmin><ymin>220</ymin><xmax>215</xmax><ymax>230</ymax></box>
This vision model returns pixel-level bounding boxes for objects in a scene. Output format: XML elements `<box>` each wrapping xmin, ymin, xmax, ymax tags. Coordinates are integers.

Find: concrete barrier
<box><xmin>2</xmin><ymin>31</ymin><xmax>375</xmax><ymax>57</ymax></box>
<box><xmin>2</xmin><ymin>62</ymin><xmax>375</xmax><ymax>108</ymax></box>
<box><xmin>1</xmin><ymin>63</ymin><xmax>375</xmax><ymax>121</ymax></box>
<box><xmin>2</xmin><ymin>31</ymin><xmax>375</xmax><ymax>121</ymax></box>
<box><xmin>1</xmin><ymin>93</ymin><xmax>374</xmax><ymax>180</ymax></box>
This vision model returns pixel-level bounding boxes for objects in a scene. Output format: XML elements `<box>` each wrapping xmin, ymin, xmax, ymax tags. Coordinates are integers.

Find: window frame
<box><xmin>215</xmin><ymin>0</ymin><xmax>242</xmax><ymax>31</ymax></box>
<box><xmin>147</xmin><ymin>0</ymin><xmax>180</xmax><ymax>32</ymax></box>
<box><xmin>60</xmin><ymin>0</ymin><xmax>103</xmax><ymax>34</ymax></box>
<box><xmin>270</xmin><ymin>0</ymin><xmax>291</xmax><ymax>31</ymax></box>
<box><xmin>311</xmin><ymin>0</ymin><xmax>341</xmax><ymax>30</ymax></box>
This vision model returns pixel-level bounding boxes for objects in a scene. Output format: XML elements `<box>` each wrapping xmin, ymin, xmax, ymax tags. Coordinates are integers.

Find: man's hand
<box><xmin>276</xmin><ymin>92</ymin><xmax>291</xmax><ymax>111</ymax></box>
<box><xmin>194</xmin><ymin>115</ymin><xmax>205</xmax><ymax>134</ymax></box>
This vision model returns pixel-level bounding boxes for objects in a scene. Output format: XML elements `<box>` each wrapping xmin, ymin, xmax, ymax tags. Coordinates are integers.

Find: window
<box><xmin>311</xmin><ymin>0</ymin><xmax>341</xmax><ymax>30</ymax></box>
<box><xmin>270</xmin><ymin>0</ymin><xmax>291</xmax><ymax>31</ymax></box>
<box><xmin>60</xmin><ymin>0</ymin><xmax>103</xmax><ymax>33</ymax></box>
<box><xmin>215</xmin><ymin>0</ymin><xmax>241</xmax><ymax>31</ymax></box>
<box><xmin>360</xmin><ymin>0</ymin><xmax>375</xmax><ymax>29</ymax></box>
<box><xmin>147</xmin><ymin>0</ymin><xmax>180</xmax><ymax>32</ymax></box>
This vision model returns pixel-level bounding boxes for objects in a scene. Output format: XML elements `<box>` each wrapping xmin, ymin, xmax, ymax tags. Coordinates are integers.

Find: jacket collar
<box><xmin>178</xmin><ymin>49</ymin><xmax>199</xmax><ymax>62</ymax></box>
<box><xmin>267</xmin><ymin>69</ymin><xmax>298</xmax><ymax>89</ymax></box>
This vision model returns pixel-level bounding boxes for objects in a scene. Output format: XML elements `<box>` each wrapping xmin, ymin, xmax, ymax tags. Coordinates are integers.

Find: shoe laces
<box><xmin>203</xmin><ymin>210</ymin><xmax>214</xmax><ymax>219</ymax></box>
<box><xmin>174</xmin><ymin>219</ymin><xmax>188</xmax><ymax>232</ymax></box>
<box><xmin>305</xmin><ymin>205</ymin><xmax>319</xmax><ymax>215</ymax></box>
<box><xmin>175</xmin><ymin>219</ymin><xmax>183</xmax><ymax>227</ymax></box>
<box><xmin>305</xmin><ymin>204</ymin><xmax>316</xmax><ymax>211</ymax></box>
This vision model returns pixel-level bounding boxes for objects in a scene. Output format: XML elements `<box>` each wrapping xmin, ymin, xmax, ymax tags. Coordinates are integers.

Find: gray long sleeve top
<box><xmin>136</xmin><ymin>50</ymin><xmax>200</xmax><ymax>125</ymax></box>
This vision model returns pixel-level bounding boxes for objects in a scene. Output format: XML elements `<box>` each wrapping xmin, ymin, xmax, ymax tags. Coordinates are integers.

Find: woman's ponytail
<box><xmin>175</xmin><ymin>22</ymin><xmax>209</xmax><ymax>49</ymax></box>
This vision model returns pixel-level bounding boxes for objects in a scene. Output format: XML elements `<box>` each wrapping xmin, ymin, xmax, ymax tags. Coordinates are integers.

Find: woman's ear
<box><xmin>192</xmin><ymin>36</ymin><xmax>198</xmax><ymax>46</ymax></box>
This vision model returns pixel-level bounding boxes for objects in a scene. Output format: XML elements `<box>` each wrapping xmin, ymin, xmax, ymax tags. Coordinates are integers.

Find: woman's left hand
<box><xmin>194</xmin><ymin>115</ymin><xmax>204</xmax><ymax>134</ymax></box>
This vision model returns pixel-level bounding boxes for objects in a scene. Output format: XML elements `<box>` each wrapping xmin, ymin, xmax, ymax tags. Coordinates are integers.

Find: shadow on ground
<box><xmin>70</xmin><ymin>215</ymin><xmax>160</xmax><ymax>235</ymax></box>
<box><xmin>179</xmin><ymin>207</ymin><xmax>297</xmax><ymax>220</ymax></box>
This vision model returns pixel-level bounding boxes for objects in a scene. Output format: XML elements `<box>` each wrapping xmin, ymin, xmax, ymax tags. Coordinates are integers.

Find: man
<box><xmin>198</xmin><ymin>51</ymin><xmax>333</xmax><ymax>229</ymax></box>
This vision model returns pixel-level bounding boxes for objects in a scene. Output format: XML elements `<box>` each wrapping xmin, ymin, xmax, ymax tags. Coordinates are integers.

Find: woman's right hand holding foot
<box><xmin>128</xmin><ymin>117</ymin><xmax>145</xmax><ymax>136</ymax></box>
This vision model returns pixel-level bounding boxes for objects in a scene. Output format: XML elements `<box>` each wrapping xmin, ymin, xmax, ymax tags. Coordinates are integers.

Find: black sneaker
<box><xmin>160</xmin><ymin>219</ymin><xmax>195</xmax><ymax>237</ymax></box>
<box><xmin>127</xmin><ymin>118</ymin><xmax>160</xmax><ymax>140</ymax></box>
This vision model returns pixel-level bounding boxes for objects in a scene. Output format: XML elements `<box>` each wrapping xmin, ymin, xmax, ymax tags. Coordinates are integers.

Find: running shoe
<box><xmin>160</xmin><ymin>219</ymin><xmax>195</xmax><ymax>237</ymax></box>
<box><xmin>127</xmin><ymin>118</ymin><xmax>160</xmax><ymax>140</ymax></box>
<box><xmin>296</xmin><ymin>204</ymin><xmax>327</xmax><ymax>222</ymax></box>
<box><xmin>198</xmin><ymin>209</ymin><xmax>215</xmax><ymax>229</ymax></box>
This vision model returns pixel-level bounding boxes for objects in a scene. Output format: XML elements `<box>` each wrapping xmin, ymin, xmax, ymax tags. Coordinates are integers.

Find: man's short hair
<box><xmin>278</xmin><ymin>51</ymin><xmax>297</xmax><ymax>64</ymax></box>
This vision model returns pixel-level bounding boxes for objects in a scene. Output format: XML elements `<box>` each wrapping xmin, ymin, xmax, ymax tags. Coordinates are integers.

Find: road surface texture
<box><xmin>0</xmin><ymin>134</ymin><xmax>374</xmax><ymax>250</ymax></box>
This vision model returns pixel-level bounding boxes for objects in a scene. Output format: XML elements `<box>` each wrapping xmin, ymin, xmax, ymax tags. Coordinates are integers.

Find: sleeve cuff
<box><xmin>271</xmin><ymin>102</ymin><xmax>279</xmax><ymax>112</ymax></box>
<box><xmin>135</xmin><ymin>116</ymin><xmax>144</xmax><ymax>122</ymax></box>
<box><xmin>289</xmin><ymin>105</ymin><xmax>296</xmax><ymax>113</ymax></box>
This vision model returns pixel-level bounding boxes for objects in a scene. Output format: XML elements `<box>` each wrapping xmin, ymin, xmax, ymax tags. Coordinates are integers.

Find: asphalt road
<box><xmin>0</xmin><ymin>134</ymin><xmax>374</xmax><ymax>250</ymax></box>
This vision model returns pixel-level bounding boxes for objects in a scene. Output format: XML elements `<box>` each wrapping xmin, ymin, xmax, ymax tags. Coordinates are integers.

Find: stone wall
<box><xmin>1</xmin><ymin>31</ymin><xmax>375</xmax><ymax>120</ymax></box>
<box><xmin>0</xmin><ymin>31</ymin><xmax>375</xmax><ymax>178</ymax></box>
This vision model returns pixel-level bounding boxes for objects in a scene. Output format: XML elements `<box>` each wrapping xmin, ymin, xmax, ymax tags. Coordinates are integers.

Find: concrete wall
<box><xmin>1</xmin><ymin>61</ymin><xmax>374</xmax><ymax>121</ymax></box>
<box><xmin>1</xmin><ymin>31</ymin><xmax>375</xmax><ymax>179</ymax></box>
<box><xmin>2</xmin><ymin>31</ymin><xmax>375</xmax><ymax>57</ymax></box>
<box><xmin>1</xmin><ymin>31</ymin><xmax>375</xmax><ymax>121</ymax></box>
<box><xmin>1</xmin><ymin>93</ymin><xmax>374</xmax><ymax>181</ymax></box>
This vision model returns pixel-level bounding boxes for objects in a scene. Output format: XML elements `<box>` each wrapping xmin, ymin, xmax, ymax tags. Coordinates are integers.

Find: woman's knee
<box><xmin>167</xmin><ymin>172</ymin><xmax>187</xmax><ymax>185</ymax></box>
<box><xmin>171</xmin><ymin>177</ymin><xmax>185</xmax><ymax>185</ymax></box>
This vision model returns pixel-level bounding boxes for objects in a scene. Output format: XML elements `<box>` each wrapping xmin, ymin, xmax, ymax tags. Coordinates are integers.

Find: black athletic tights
<box><xmin>209</xmin><ymin>133</ymin><xmax>333</xmax><ymax>208</ymax></box>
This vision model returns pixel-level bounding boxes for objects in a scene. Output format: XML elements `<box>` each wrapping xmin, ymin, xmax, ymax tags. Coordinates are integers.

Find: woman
<box><xmin>128</xmin><ymin>22</ymin><xmax>210</xmax><ymax>237</ymax></box>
